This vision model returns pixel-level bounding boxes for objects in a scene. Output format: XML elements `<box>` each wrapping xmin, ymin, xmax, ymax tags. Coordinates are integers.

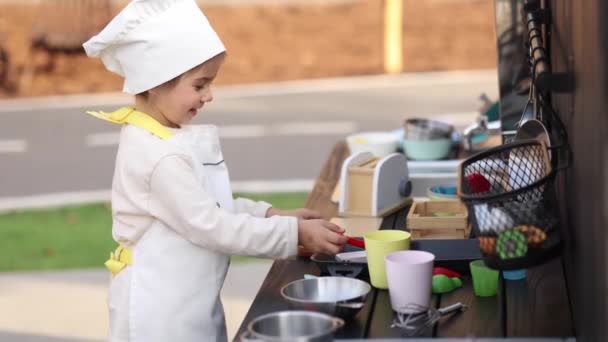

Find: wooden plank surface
<box><xmin>367</xmin><ymin>289</ymin><xmax>439</xmax><ymax>338</ymax></box>
<box><xmin>304</xmin><ymin>140</ymin><xmax>349</xmax><ymax>219</ymax></box>
<box><xmin>435</xmin><ymin>277</ymin><xmax>504</xmax><ymax>337</ymax></box>
<box><xmin>505</xmin><ymin>258</ymin><xmax>574</xmax><ymax>337</ymax></box>
<box><xmin>551</xmin><ymin>0</ymin><xmax>608</xmax><ymax>339</ymax></box>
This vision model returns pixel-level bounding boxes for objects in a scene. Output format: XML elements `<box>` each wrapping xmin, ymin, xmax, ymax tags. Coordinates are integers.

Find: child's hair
<box><xmin>136</xmin><ymin>76</ymin><xmax>179</xmax><ymax>99</ymax></box>
<box><xmin>136</xmin><ymin>51</ymin><xmax>226</xmax><ymax>99</ymax></box>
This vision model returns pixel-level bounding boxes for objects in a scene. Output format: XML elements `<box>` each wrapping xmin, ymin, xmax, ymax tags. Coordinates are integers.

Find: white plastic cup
<box><xmin>385</xmin><ymin>250</ymin><xmax>435</xmax><ymax>313</ymax></box>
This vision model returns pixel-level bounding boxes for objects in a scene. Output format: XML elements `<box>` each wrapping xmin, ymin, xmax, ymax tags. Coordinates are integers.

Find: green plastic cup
<box><xmin>469</xmin><ymin>260</ymin><xmax>499</xmax><ymax>297</ymax></box>
<box><xmin>364</xmin><ymin>230</ymin><xmax>411</xmax><ymax>289</ymax></box>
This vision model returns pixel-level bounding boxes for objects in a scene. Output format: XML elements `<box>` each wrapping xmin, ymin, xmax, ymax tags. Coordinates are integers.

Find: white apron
<box><xmin>108</xmin><ymin>125</ymin><xmax>235</xmax><ymax>342</ymax></box>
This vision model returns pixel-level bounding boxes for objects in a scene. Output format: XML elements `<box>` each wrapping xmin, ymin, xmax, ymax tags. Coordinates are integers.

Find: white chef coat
<box><xmin>106</xmin><ymin>122</ymin><xmax>298</xmax><ymax>342</ymax></box>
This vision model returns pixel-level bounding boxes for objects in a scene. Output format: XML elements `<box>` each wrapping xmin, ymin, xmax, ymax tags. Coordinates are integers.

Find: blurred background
<box><xmin>0</xmin><ymin>0</ymin><xmax>503</xmax><ymax>341</ymax></box>
<box><xmin>0</xmin><ymin>0</ymin><xmax>497</xmax><ymax>97</ymax></box>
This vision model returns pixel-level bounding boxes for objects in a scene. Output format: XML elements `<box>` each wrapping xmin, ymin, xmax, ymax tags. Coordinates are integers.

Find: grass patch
<box><xmin>237</xmin><ymin>192</ymin><xmax>308</xmax><ymax>210</ymax></box>
<box><xmin>0</xmin><ymin>203</ymin><xmax>115</xmax><ymax>272</ymax></box>
<box><xmin>0</xmin><ymin>192</ymin><xmax>307</xmax><ymax>272</ymax></box>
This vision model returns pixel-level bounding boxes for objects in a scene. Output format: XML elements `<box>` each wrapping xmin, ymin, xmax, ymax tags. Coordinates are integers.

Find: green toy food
<box><xmin>496</xmin><ymin>229</ymin><xmax>528</xmax><ymax>260</ymax></box>
<box><xmin>432</xmin><ymin>274</ymin><xmax>463</xmax><ymax>294</ymax></box>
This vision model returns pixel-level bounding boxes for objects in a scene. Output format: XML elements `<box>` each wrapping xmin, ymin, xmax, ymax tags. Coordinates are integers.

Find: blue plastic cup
<box><xmin>503</xmin><ymin>269</ymin><xmax>526</xmax><ymax>281</ymax></box>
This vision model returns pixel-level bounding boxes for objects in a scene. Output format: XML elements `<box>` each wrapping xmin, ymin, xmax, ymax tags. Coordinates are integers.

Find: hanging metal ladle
<box><xmin>517</xmin><ymin>78</ymin><xmax>538</xmax><ymax>129</ymax></box>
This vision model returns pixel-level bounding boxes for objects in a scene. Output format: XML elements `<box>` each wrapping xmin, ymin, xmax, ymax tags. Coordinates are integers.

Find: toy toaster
<box><xmin>338</xmin><ymin>152</ymin><xmax>412</xmax><ymax>217</ymax></box>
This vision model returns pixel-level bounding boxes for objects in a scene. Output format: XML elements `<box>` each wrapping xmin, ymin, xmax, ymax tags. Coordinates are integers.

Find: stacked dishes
<box><xmin>403</xmin><ymin>118</ymin><xmax>454</xmax><ymax>160</ymax></box>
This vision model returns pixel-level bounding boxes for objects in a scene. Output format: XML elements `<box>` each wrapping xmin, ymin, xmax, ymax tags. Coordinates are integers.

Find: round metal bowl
<box><xmin>280</xmin><ymin>277</ymin><xmax>372</xmax><ymax>319</ymax></box>
<box><xmin>242</xmin><ymin>311</ymin><xmax>343</xmax><ymax>342</ymax></box>
<box><xmin>404</xmin><ymin>118</ymin><xmax>454</xmax><ymax>140</ymax></box>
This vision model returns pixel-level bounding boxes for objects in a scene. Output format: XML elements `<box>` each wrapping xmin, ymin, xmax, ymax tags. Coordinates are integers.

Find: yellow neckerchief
<box><xmin>86</xmin><ymin>106</ymin><xmax>174</xmax><ymax>140</ymax></box>
<box><xmin>87</xmin><ymin>106</ymin><xmax>173</xmax><ymax>276</ymax></box>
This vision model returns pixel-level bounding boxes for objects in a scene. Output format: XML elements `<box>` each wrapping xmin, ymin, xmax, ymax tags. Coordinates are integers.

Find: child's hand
<box><xmin>266</xmin><ymin>207</ymin><xmax>321</xmax><ymax>220</ymax></box>
<box><xmin>297</xmin><ymin>219</ymin><xmax>348</xmax><ymax>255</ymax></box>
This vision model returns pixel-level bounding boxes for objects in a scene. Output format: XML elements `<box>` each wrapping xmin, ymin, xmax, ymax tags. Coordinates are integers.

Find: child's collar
<box><xmin>86</xmin><ymin>107</ymin><xmax>173</xmax><ymax>140</ymax></box>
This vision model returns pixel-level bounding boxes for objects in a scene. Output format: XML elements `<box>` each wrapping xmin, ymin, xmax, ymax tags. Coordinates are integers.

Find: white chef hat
<box><xmin>83</xmin><ymin>0</ymin><xmax>225</xmax><ymax>94</ymax></box>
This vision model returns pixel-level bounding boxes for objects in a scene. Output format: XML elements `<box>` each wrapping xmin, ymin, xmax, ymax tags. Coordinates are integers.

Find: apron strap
<box><xmin>104</xmin><ymin>246</ymin><xmax>133</xmax><ymax>277</ymax></box>
<box><xmin>86</xmin><ymin>106</ymin><xmax>174</xmax><ymax>140</ymax></box>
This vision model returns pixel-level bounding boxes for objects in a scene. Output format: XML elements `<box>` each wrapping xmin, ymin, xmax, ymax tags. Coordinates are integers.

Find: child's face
<box><xmin>152</xmin><ymin>53</ymin><xmax>225</xmax><ymax>127</ymax></box>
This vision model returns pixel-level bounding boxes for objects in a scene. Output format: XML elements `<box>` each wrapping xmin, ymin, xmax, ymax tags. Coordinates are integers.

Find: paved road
<box><xmin>0</xmin><ymin>70</ymin><xmax>498</xmax><ymax>208</ymax></box>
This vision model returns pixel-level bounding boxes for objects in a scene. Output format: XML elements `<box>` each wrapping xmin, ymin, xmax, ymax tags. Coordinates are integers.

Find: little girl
<box><xmin>83</xmin><ymin>1</ymin><xmax>347</xmax><ymax>341</ymax></box>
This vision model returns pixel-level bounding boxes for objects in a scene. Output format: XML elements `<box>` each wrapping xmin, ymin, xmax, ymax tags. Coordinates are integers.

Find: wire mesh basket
<box><xmin>457</xmin><ymin>138</ymin><xmax>562</xmax><ymax>270</ymax></box>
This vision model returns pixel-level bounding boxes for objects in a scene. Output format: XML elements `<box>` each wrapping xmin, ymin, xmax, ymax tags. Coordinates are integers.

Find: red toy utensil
<box><xmin>466</xmin><ymin>172</ymin><xmax>491</xmax><ymax>193</ymax></box>
<box><xmin>346</xmin><ymin>237</ymin><xmax>365</xmax><ymax>249</ymax></box>
<box><xmin>339</xmin><ymin>231</ymin><xmax>365</xmax><ymax>248</ymax></box>
<box><xmin>432</xmin><ymin>266</ymin><xmax>461</xmax><ymax>278</ymax></box>
<box><xmin>346</xmin><ymin>237</ymin><xmax>365</xmax><ymax>248</ymax></box>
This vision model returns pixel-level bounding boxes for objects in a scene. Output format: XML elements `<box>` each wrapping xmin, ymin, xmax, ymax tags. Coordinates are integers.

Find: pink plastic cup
<box><xmin>385</xmin><ymin>250</ymin><xmax>435</xmax><ymax>313</ymax></box>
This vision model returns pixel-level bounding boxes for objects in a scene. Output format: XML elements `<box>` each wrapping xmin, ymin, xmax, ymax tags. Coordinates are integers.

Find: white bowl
<box><xmin>346</xmin><ymin>132</ymin><xmax>399</xmax><ymax>157</ymax></box>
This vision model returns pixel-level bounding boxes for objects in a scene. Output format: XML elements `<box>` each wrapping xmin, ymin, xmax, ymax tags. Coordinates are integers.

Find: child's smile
<box><xmin>137</xmin><ymin>53</ymin><xmax>226</xmax><ymax>127</ymax></box>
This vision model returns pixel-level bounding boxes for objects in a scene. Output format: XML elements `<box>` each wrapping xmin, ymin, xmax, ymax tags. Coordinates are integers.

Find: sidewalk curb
<box><xmin>0</xmin><ymin>69</ymin><xmax>497</xmax><ymax>113</ymax></box>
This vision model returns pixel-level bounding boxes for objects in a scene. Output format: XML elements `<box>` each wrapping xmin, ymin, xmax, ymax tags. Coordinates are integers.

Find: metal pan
<box><xmin>280</xmin><ymin>277</ymin><xmax>372</xmax><ymax>319</ymax></box>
